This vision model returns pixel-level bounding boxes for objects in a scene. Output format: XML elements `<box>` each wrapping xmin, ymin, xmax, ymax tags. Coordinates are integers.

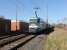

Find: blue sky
<box><xmin>0</xmin><ymin>0</ymin><xmax>67</xmax><ymax>24</ymax></box>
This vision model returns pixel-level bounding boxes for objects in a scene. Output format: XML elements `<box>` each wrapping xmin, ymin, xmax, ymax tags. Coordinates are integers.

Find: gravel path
<box><xmin>18</xmin><ymin>34</ymin><xmax>47</xmax><ymax>50</ymax></box>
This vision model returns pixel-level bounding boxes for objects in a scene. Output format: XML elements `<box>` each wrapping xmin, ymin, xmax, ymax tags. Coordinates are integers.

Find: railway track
<box><xmin>17</xmin><ymin>34</ymin><xmax>47</xmax><ymax>50</ymax></box>
<box><xmin>0</xmin><ymin>35</ymin><xmax>12</xmax><ymax>40</ymax></box>
<box><xmin>0</xmin><ymin>33</ymin><xmax>47</xmax><ymax>50</ymax></box>
<box><xmin>0</xmin><ymin>34</ymin><xmax>36</xmax><ymax>50</ymax></box>
<box><xmin>0</xmin><ymin>34</ymin><xmax>23</xmax><ymax>40</ymax></box>
<box><xmin>0</xmin><ymin>34</ymin><xmax>29</xmax><ymax>47</ymax></box>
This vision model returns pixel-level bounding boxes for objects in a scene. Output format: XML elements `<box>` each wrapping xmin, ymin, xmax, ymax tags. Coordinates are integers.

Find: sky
<box><xmin>0</xmin><ymin>0</ymin><xmax>67</xmax><ymax>24</ymax></box>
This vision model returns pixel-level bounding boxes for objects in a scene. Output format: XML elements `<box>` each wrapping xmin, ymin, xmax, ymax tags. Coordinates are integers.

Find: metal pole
<box><xmin>16</xmin><ymin>0</ymin><xmax>18</xmax><ymax>31</ymax></box>
<box><xmin>46</xmin><ymin>0</ymin><xmax>48</xmax><ymax>27</ymax></box>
